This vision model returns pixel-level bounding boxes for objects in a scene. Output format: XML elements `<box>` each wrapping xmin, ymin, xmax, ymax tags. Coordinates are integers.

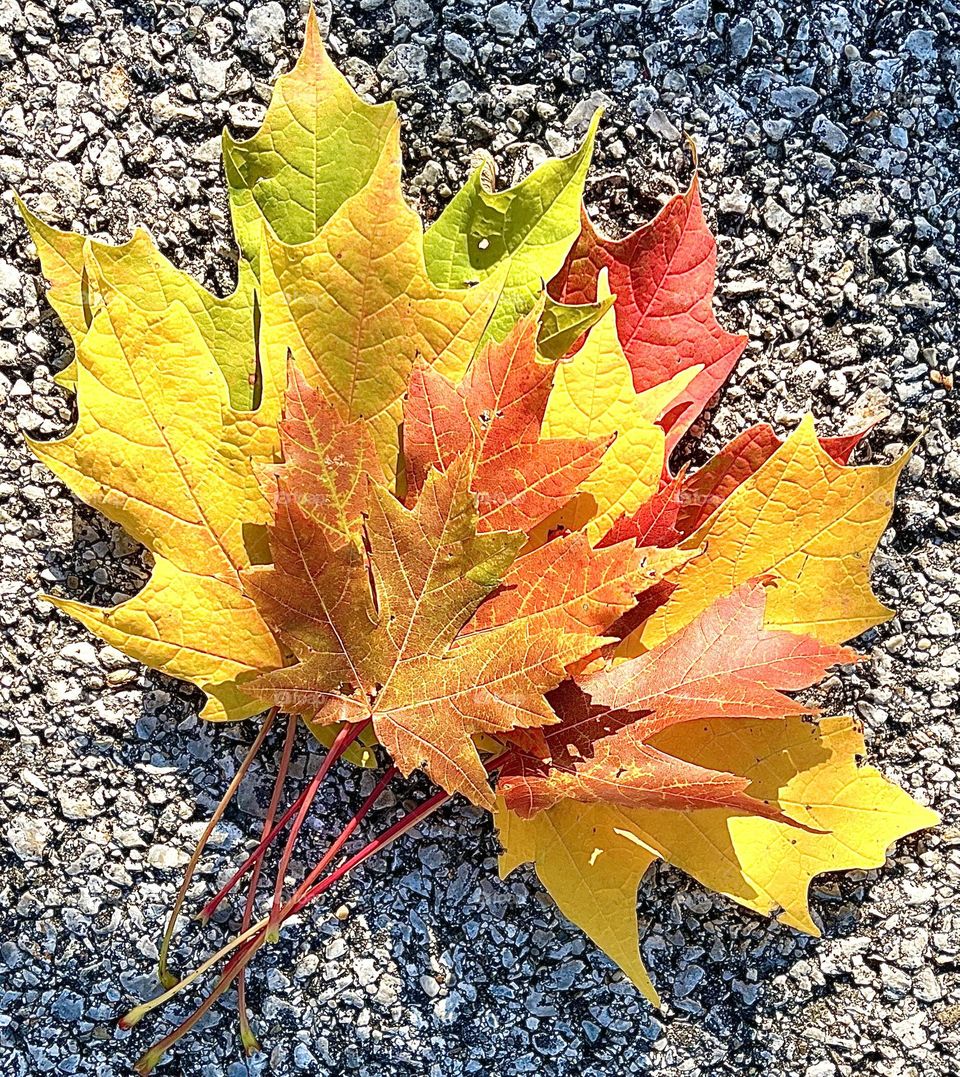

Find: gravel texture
<box><xmin>1</xmin><ymin>1</ymin><xmax>958</xmax><ymax>1075</ymax></box>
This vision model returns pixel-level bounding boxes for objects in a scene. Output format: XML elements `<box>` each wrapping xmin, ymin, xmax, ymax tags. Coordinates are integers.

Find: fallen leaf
<box><xmin>621</xmin><ymin>415</ymin><xmax>906</xmax><ymax>656</ymax></box>
<box><xmin>499</xmin><ymin>581</ymin><xmax>856</xmax><ymax>817</ymax></box>
<box><xmin>403</xmin><ymin>308</ymin><xmax>609</xmax><ymax>532</ymax></box>
<box><xmin>247</xmin><ymin>450</ymin><xmax>575</xmax><ymax>806</ymax></box>
<box><xmin>259</xmin><ymin>134</ymin><xmax>499</xmax><ymax>479</ymax></box>
<box><xmin>587</xmin><ymin>581</ymin><xmax>858</xmax><ymax>731</ymax></box>
<box><xmin>675</xmin><ymin>421</ymin><xmax>875</xmax><ymax>537</ymax></box>
<box><xmin>498</xmin><ymin>714</ymin><xmax>939</xmax><ymax>1001</ymax></box>
<box><xmin>466</xmin><ymin>531</ymin><xmax>679</xmax><ymax>640</ymax></box>
<box><xmin>223</xmin><ymin>5</ymin><xmax>399</xmax><ymax>265</ymax></box>
<box><xmin>28</xmin><ymin>292</ymin><xmax>283</xmax><ymax>720</ymax></box>
<box><xmin>550</xmin><ymin>174</ymin><xmax>747</xmax><ymax>460</ymax></box>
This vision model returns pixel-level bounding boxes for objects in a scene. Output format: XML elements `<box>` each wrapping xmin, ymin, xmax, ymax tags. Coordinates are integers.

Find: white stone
<box><xmin>245</xmin><ymin>2</ymin><xmax>286</xmax><ymax>48</ymax></box>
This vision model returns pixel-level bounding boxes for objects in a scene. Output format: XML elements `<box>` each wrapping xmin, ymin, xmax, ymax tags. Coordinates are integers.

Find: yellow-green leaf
<box><xmin>424</xmin><ymin>114</ymin><xmax>600</xmax><ymax>346</ymax></box>
<box><xmin>222</xmin><ymin>4</ymin><xmax>399</xmax><ymax>266</ymax></box>
<box><xmin>17</xmin><ymin>197</ymin><xmax>94</xmax><ymax>387</ymax></box>
<box><xmin>86</xmin><ymin>230</ymin><xmax>267</xmax><ymax>410</ymax></box>
<box><xmin>259</xmin><ymin>135</ymin><xmax>500</xmax><ymax>479</ymax></box>
<box><xmin>537</xmin><ymin>291</ymin><xmax>613</xmax><ymax>360</ymax></box>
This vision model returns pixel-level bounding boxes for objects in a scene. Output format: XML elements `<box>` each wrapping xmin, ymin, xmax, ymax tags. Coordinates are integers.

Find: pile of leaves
<box><xmin>18</xmin><ymin>9</ymin><xmax>937</xmax><ymax>1069</ymax></box>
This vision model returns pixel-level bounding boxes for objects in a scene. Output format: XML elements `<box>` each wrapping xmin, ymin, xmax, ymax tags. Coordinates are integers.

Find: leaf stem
<box><xmin>265</xmin><ymin>719</ymin><xmax>370</xmax><ymax>940</ymax></box>
<box><xmin>290</xmin><ymin>785</ymin><xmax>450</xmax><ymax>913</ymax></box>
<box><xmin>121</xmin><ymin>920</ymin><xmax>267</xmax><ymax>1030</ymax></box>
<box><xmin>157</xmin><ymin>707</ymin><xmax>277</xmax><ymax>989</ymax></box>
<box><xmin>197</xmin><ymin>778</ymin><xmax>314</xmax><ymax>923</ymax></box>
<box><xmin>132</xmin><ymin>778</ymin><xmax>448</xmax><ymax>1072</ymax></box>
<box><xmin>129</xmin><ymin>749</ymin><xmax>510</xmax><ymax>1068</ymax></box>
<box><xmin>135</xmin><ymin>938</ymin><xmax>262</xmax><ymax>1074</ymax></box>
<box><xmin>237</xmin><ymin>710</ymin><xmax>298</xmax><ymax>1055</ymax></box>
<box><xmin>289</xmin><ymin>764</ymin><xmax>398</xmax><ymax>905</ymax></box>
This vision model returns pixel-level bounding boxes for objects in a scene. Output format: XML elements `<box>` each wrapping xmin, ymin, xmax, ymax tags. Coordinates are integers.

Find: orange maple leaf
<box><xmin>245</xmin><ymin>372</ymin><xmax>645</xmax><ymax>806</ymax></box>
<box><xmin>498</xmin><ymin>581</ymin><xmax>856</xmax><ymax>817</ymax></box>
<box><xmin>404</xmin><ymin>308</ymin><xmax>610</xmax><ymax>532</ymax></box>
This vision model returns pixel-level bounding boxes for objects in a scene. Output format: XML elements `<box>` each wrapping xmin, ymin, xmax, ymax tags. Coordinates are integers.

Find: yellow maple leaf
<box><xmin>498</xmin><ymin>714</ymin><xmax>938</xmax><ymax>1003</ymax></box>
<box><xmin>620</xmin><ymin>414</ymin><xmax>906</xmax><ymax>657</ymax></box>
<box><xmin>258</xmin><ymin>132</ymin><xmax>500</xmax><ymax>479</ymax></box>
<box><xmin>19</xmin><ymin>5</ymin><xmax>398</xmax><ymax>391</ymax></box>
<box><xmin>28</xmin><ymin>291</ymin><xmax>283</xmax><ymax>721</ymax></box>
<box><xmin>538</xmin><ymin>271</ymin><xmax>700</xmax><ymax>543</ymax></box>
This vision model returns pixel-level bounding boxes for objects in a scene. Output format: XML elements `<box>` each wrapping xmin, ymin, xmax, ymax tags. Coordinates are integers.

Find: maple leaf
<box><xmin>222</xmin><ymin>5</ymin><xmax>398</xmax><ymax>266</ymax></box>
<box><xmin>27</xmin><ymin>289</ymin><xmax>283</xmax><ymax>721</ymax></box>
<box><xmin>622</xmin><ymin>415</ymin><xmax>906</xmax><ymax>657</ymax></box>
<box><xmin>497</xmin><ymin>713</ymin><xmax>938</xmax><ymax>1003</ymax></box>
<box><xmin>598</xmin><ymin>472</ymin><xmax>687</xmax><ymax>549</ymax></box>
<box><xmin>403</xmin><ymin>307</ymin><xmax>610</xmax><ymax>532</ymax></box>
<box><xmin>465</xmin><ymin>531</ymin><xmax>686</xmax><ymax>641</ymax></box>
<box><xmin>550</xmin><ymin>172</ymin><xmax>747</xmax><ymax>460</ymax></box>
<box><xmin>245</xmin><ymin>375</ymin><xmax>617</xmax><ymax>805</ymax></box>
<box><xmin>424</xmin><ymin>114</ymin><xmax>604</xmax><ymax>347</ymax></box>
<box><xmin>498</xmin><ymin>581</ymin><xmax>856</xmax><ymax>817</ymax></box>
<box><xmin>674</xmin><ymin>420</ymin><xmax>873</xmax><ymax>537</ymax></box>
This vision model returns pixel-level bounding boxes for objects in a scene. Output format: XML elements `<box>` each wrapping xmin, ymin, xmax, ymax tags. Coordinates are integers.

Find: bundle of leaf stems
<box><xmin>120</xmin><ymin>707</ymin><xmax>508</xmax><ymax>1073</ymax></box>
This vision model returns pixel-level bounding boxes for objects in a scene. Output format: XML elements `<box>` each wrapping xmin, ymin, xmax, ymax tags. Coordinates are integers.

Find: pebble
<box><xmin>444</xmin><ymin>32</ymin><xmax>473</xmax><ymax>65</ymax></box>
<box><xmin>245</xmin><ymin>1</ymin><xmax>286</xmax><ymax>48</ymax></box>
<box><xmin>6</xmin><ymin>815</ymin><xmax>50</xmax><ymax>862</ymax></box>
<box><xmin>812</xmin><ymin>114</ymin><xmax>849</xmax><ymax>155</ymax></box>
<box><xmin>0</xmin><ymin>259</ymin><xmax>22</xmax><ymax>298</ymax></box>
<box><xmin>488</xmin><ymin>2</ymin><xmax>525</xmax><ymax>39</ymax></box>
<box><xmin>97</xmin><ymin>64</ymin><xmax>130</xmax><ymax>115</ymax></box>
<box><xmin>646</xmin><ymin>109</ymin><xmax>681</xmax><ymax>141</ymax></box>
<box><xmin>763</xmin><ymin>198</ymin><xmax>792</xmax><ymax>234</ymax></box>
<box><xmin>673</xmin><ymin>0</ymin><xmax>708</xmax><ymax>37</ymax></box>
<box><xmin>729</xmin><ymin>17</ymin><xmax>754</xmax><ymax>60</ymax></box>
<box><xmin>770</xmin><ymin>85</ymin><xmax>820</xmax><ymax>117</ymax></box>
<box><xmin>95</xmin><ymin>138</ymin><xmax>123</xmax><ymax>187</ymax></box>
<box><xmin>903</xmin><ymin>30</ymin><xmax>937</xmax><ymax>62</ymax></box>
<box><xmin>805</xmin><ymin>1063</ymin><xmax>837</xmax><ymax>1077</ymax></box>
<box><xmin>146</xmin><ymin>843</ymin><xmax>188</xmax><ymax>869</ymax></box>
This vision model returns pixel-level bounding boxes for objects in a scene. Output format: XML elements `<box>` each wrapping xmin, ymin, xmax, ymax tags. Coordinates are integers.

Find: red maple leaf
<box><xmin>549</xmin><ymin>175</ymin><xmax>747</xmax><ymax>462</ymax></box>
<box><xmin>498</xmin><ymin>581</ymin><xmax>856</xmax><ymax>818</ymax></box>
